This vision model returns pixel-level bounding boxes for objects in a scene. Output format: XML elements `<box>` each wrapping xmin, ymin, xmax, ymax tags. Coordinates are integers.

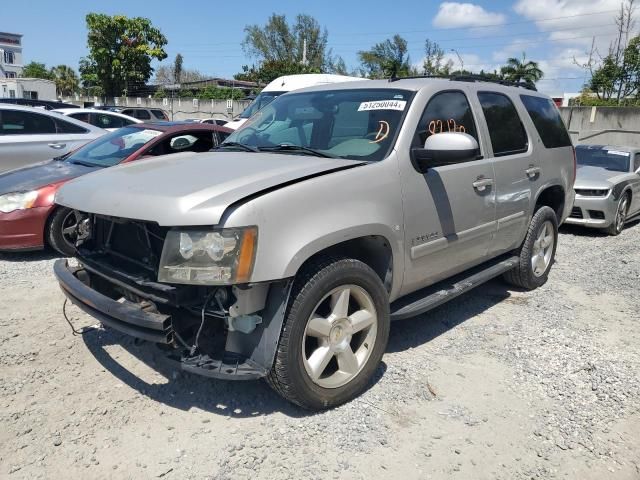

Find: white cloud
<box><xmin>433</xmin><ymin>2</ymin><xmax>506</xmax><ymax>28</ymax></box>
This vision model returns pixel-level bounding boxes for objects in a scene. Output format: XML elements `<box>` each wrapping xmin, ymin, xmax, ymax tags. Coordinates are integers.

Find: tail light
<box><xmin>571</xmin><ymin>146</ymin><xmax>577</xmax><ymax>186</ymax></box>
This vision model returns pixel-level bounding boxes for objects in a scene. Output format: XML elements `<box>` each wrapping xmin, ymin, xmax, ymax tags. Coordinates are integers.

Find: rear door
<box><xmin>400</xmin><ymin>89</ymin><xmax>497</xmax><ymax>294</ymax></box>
<box><xmin>474</xmin><ymin>91</ymin><xmax>534</xmax><ymax>255</ymax></box>
<box><xmin>0</xmin><ymin>108</ymin><xmax>60</xmax><ymax>172</ymax></box>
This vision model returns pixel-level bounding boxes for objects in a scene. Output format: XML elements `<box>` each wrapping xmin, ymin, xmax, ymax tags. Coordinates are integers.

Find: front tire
<box><xmin>503</xmin><ymin>206</ymin><xmax>558</xmax><ymax>290</ymax></box>
<box><xmin>267</xmin><ymin>258</ymin><xmax>390</xmax><ymax>410</ymax></box>
<box><xmin>47</xmin><ymin>207</ymin><xmax>80</xmax><ymax>257</ymax></box>
<box><xmin>606</xmin><ymin>193</ymin><xmax>629</xmax><ymax>236</ymax></box>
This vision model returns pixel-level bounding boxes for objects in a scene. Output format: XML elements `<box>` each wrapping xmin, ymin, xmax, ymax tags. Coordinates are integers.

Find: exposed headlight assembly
<box><xmin>0</xmin><ymin>191</ymin><xmax>38</xmax><ymax>213</ymax></box>
<box><xmin>158</xmin><ymin>227</ymin><xmax>258</xmax><ymax>285</ymax></box>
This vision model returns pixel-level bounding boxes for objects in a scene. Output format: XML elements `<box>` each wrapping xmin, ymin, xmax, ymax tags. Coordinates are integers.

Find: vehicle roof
<box><xmin>132</xmin><ymin>121</ymin><xmax>232</xmax><ymax>133</ymax></box>
<box><xmin>576</xmin><ymin>144</ymin><xmax>639</xmax><ymax>153</ymax></box>
<box><xmin>263</xmin><ymin>73</ymin><xmax>367</xmax><ymax>92</ymax></box>
<box><xmin>52</xmin><ymin>108</ymin><xmax>142</xmax><ymax>122</ymax></box>
<box><xmin>0</xmin><ymin>103</ymin><xmax>105</xmax><ymax>132</ymax></box>
<box><xmin>291</xmin><ymin>77</ymin><xmax>550</xmax><ymax>98</ymax></box>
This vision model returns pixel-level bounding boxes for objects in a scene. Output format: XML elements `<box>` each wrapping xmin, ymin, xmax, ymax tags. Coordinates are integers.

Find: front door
<box><xmin>399</xmin><ymin>90</ymin><xmax>497</xmax><ymax>295</ymax></box>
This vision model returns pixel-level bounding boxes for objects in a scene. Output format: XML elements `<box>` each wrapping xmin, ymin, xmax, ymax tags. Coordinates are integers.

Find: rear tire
<box><xmin>503</xmin><ymin>206</ymin><xmax>558</xmax><ymax>290</ymax></box>
<box><xmin>47</xmin><ymin>207</ymin><xmax>79</xmax><ymax>257</ymax></box>
<box><xmin>266</xmin><ymin>257</ymin><xmax>390</xmax><ymax>410</ymax></box>
<box><xmin>606</xmin><ymin>193</ymin><xmax>629</xmax><ymax>236</ymax></box>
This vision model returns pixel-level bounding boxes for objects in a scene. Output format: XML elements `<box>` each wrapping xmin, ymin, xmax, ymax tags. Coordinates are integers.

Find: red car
<box><xmin>0</xmin><ymin>122</ymin><xmax>231</xmax><ymax>256</ymax></box>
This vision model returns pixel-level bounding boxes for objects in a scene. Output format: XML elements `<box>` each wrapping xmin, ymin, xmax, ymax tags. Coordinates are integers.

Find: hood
<box><xmin>0</xmin><ymin>160</ymin><xmax>99</xmax><ymax>195</ymax></box>
<box><xmin>56</xmin><ymin>151</ymin><xmax>363</xmax><ymax>226</ymax></box>
<box><xmin>574</xmin><ymin>165</ymin><xmax>628</xmax><ymax>189</ymax></box>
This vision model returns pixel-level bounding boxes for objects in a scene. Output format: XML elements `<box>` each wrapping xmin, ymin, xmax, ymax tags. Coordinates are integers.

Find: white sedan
<box><xmin>53</xmin><ymin>108</ymin><xmax>141</xmax><ymax>131</ymax></box>
<box><xmin>0</xmin><ymin>104</ymin><xmax>106</xmax><ymax>174</ymax></box>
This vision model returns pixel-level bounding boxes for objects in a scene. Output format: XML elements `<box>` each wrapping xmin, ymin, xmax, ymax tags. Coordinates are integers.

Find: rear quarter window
<box><xmin>520</xmin><ymin>95</ymin><xmax>571</xmax><ymax>148</ymax></box>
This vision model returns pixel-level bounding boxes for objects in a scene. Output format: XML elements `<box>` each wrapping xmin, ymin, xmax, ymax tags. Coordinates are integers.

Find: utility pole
<box><xmin>302</xmin><ymin>38</ymin><xmax>308</xmax><ymax>66</ymax></box>
<box><xmin>451</xmin><ymin>49</ymin><xmax>464</xmax><ymax>72</ymax></box>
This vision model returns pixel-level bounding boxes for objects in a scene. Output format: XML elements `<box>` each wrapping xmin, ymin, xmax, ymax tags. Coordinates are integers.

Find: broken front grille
<box><xmin>81</xmin><ymin>215</ymin><xmax>169</xmax><ymax>278</ymax></box>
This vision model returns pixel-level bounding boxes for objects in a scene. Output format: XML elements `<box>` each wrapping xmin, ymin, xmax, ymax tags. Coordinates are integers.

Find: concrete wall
<box><xmin>559</xmin><ymin>107</ymin><xmax>640</xmax><ymax>147</ymax></box>
<box><xmin>62</xmin><ymin>95</ymin><xmax>252</xmax><ymax>121</ymax></box>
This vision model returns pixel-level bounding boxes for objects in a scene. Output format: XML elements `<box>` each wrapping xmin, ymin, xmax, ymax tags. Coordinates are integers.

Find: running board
<box><xmin>390</xmin><ymin>255</ymin><xmax>519</xmax><ymax>321</ymax></box>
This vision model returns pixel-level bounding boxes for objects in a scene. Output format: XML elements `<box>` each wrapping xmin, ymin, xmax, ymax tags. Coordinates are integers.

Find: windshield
<box><xmin>238</xmin><ymin>91</ymin><xmax>286</xmax><ymax>119</ymax></box>
<box><xmin>576</xmin><ymin>147</ymin><xmax>630</xmax><ymax>172</ymax></box>
<box><xmin>225</xmin><ymin>88</ymin><xmax>412</xmax><ymax>162</ymax></box>
<box><xmin>65</xmin><ymin>127</ymin><xmax>162</xmax><ymax>167</ymax></box>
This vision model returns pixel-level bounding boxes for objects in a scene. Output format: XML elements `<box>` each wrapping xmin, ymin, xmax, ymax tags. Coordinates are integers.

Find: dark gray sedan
<box><xmin>566</xmin><ymin>144</ymin><xmax>640</xmax><ymax>235</ymax></box>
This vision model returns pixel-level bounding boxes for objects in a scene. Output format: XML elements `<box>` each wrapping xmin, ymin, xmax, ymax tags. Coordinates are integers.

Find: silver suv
<box><xmin>53</xmin><ymin>77</ymin><xmax>575</xmax><ymax>409</ymax></box>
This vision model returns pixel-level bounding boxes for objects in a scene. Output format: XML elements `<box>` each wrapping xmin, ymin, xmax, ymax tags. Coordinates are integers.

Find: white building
<box><xmin>0</xmin><ymin>31</ymin><xmax>57</xmax><ymax>101</ymax></box>
<box><xmin>0</xmin><ymin>32</ymin><xmax>23</xmax><ymax>78</ymax></box>
<box><xmin>1</xmin><ymin>77</ymin><xmax>57</xmax><ymax>100</ymax></box>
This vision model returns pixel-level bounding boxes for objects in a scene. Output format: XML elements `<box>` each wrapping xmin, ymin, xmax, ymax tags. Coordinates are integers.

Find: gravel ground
<box><xmin>1</xmin><ymin>221</ymin><xmax>639</xmax><ymax>479</ymax></box>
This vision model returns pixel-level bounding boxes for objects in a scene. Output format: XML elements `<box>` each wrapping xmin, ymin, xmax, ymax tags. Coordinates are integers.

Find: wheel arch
<box><xmin>283</xmin><ymin>229</ymin><xmax>399</xmax><ymax>299</ymax></box>
<box><xmin>534</xmin><ymin>183</ymin><xmax>566</xmax><ymax>222</ymax></box>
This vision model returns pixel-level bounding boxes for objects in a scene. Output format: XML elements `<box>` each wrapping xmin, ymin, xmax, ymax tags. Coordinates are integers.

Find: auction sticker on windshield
<box><xmin>358</xmin><ymin>100</ymin><xmax>407</xmax><ymax>111</ymax></box>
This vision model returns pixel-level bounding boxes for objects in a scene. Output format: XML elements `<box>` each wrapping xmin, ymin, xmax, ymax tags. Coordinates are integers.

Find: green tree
<box><xmin>50</xmin><ymin>65</ymin><xmax>79</xmax><ymax>97</ymax></box>
<box><xmin>588</xmin><ymin>36</ymin><xmax>640</xmax><ymax>102</ymax></box>
<box><xmin>422</xmin><ymin>39</ymin><xmax>453</xmax><ymax>76</ymax></box>
<box><xmin>174</xmin><ymin>53</ymin><xmax>183</xmax><ymax>84</ymax></box>
<box><xmin>22</xmin><ymin>61</ymin><xmax>52</xmax><ymax>79</ymax></box>
<box><xmin>235</xmin><ymin>60</ymin><xmax>320</xmax><ymax>85</ymax></box>
<box><xmin>242</xmin><ymin>13</ymin><xmax>331</xmax><ymax>70</ymax></box>
<box><xmin>358</xmin><ymin>35</ymin><xmax>412</xmax><ymax>79</ymax></box>
<box><xmin>500</xmin><ymin>53</ymin><xmax>543</xmax><ymax>85</ymax></box>
<box><xmin>79</xmin><ymin>13</ymin><xmax>168</xmax><ymax>99</ymax></box>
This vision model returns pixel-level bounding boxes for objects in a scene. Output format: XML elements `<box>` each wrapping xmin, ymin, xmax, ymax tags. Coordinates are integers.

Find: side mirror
<box><xmin>411</xmin><ymin>132</ymin><xmax>481</xmax><ymax>173</ymax></box>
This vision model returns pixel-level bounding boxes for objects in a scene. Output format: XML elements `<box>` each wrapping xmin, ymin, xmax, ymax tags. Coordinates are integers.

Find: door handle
<box><xmin>472</xmin><ymin>177</ymin><xmax>494</xmax><ymax>192</ymax></box>
<box><xmin>526</xmin><ymin>166</ymin><xmax>541</xmax><ymax>178</ymax></box>
<box><xmin>48</xmin><ymin>143</ymin><xmax>67</xmax><ymax>150</ymax></box>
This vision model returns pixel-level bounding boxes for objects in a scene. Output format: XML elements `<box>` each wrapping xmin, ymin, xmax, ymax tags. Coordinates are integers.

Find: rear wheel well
<box><xmin>296</xmin><ymin>236</ymin><xmax>393</xmax><ymax>293</ymax></box>
<box><xmin>535</xmin><ymin>186</ymin><xmax>565</xmax><ymax>222</ymax></box>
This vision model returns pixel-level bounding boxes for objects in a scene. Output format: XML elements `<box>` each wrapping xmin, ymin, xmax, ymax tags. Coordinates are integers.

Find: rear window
<box><xmin>520</xmin><ymin>95</ymin><xmax>571</xmax><ymax>148</ymax></box>
<box><xmin>478</xmin><ymin>92</ymin><xmax>528</xmax><ymax>157</ymax></box>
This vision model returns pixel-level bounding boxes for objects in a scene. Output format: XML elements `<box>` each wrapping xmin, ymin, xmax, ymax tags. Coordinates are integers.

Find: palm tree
<box><xmin>500</xmin><ymin>53</ymin><xmax>543</xmax><ymax>85</ymax></box>
<box><xmin>50</xmin><ymin>65</ymin><xmax>79</xmax><ymax>98</ymax></box>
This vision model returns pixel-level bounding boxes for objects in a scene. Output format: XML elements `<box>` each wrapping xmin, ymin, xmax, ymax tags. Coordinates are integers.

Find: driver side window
<box><xmin>413</xmin><ymin>91</ymin><xmax>478</xmax><ymax>148</ymax></box>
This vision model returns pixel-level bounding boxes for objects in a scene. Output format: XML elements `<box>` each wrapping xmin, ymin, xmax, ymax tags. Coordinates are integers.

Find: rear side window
<box><xmin>91</xmin><ymin>113</ymin><xmax>130</xmax><ymax>129</ymax></box>
<box><xmin>520</xmin><ymin>95</ymin><xmax>571</xmax><ymax>148</ymax></box>
<box><xmin>0</xmin><ymin>110</ymin><xmax>56</xmax><ymax>135</ymax></box>
<box><xmin>151</xmin><ymin>109</ymin><xmax>167</xmax><ymax>120</ymax></box>
<box><xmin>135</xmin><ymin>110</ymin><xmax>152</xmax><ymax>120</ymax></box>
<box><xmin>633</xmin><ymin>153</ymin><xmax>640</xmax><ymax>172</ymax></box>
<box><xmin>55</xmin><ymin>118</ymin><xmax>88</xmax><ymax>134</ymax></box>
<box><xmin>478</xmin><ymin>92</ymin><xmax>528</xmax><ymax>156</ymax></box>
<box><xmin>413</xmin><ymin>91</ymin><xmax>478</xmax><ymax>147</ymax></box>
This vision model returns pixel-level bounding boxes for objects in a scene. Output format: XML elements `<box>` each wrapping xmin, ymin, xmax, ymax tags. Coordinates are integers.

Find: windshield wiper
<box><xmin>215</xmin><ymin>142</ymin><xmax>259</xmax><ymax>153</ymax></box>
<box><xmin>69</xmin><ymin>160</ymin><xmax>100</xmax><ymax>168</ymax></box>
<box><xmin>258</xmin><ymin>144</ymin><xmax>337</xmax><ymax>158</ymax></box>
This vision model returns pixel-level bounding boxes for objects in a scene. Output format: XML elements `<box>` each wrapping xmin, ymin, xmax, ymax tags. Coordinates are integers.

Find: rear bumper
<box><xmin>54</xmin><ymin>259</ymin><xmax>174</xmax><ymax>343</ymax></box>
<box><xmin>0</xmin><ymin>207</ymin><xmax>51</xmax><ymax>251</ymax></box>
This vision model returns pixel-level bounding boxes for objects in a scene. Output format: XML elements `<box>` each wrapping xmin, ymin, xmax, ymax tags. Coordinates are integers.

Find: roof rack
<box><xmin>388</xmin><ymin>74</ymin><xmax>537</xmax><ymax>91</ymax></box>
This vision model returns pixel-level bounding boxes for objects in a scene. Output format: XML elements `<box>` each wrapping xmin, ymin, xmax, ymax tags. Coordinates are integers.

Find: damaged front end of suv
<box><xmin>55</xmin><ymin>213</ymin><xmax>292</xmax><ymax>379</ymax></box>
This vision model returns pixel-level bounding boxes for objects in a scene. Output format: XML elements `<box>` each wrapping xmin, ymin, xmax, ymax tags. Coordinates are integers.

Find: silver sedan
<box><xmin>566</xmin><ymin>144</ymin><xmax>640</xmax><ymax>235</ymax></box>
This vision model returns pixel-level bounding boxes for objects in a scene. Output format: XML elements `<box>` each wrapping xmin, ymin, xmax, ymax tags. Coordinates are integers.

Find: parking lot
<box><xmin>1</xmin><ymin>222</ymin><xmax>639</xmax><ymax>480</ymax></box>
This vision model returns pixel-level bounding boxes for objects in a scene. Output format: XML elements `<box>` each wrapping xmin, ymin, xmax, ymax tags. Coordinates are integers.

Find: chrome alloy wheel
<box><xmin>531</xmin><ymin>220</ymin><xmax>555</xmax><ymax>277</ymax></box>
<box><xmin>615</xmin><ymin>196</ymin><xmax>628</xmax><ymax>233</ymax></box>
<box><xmin>302</xmin><ymin>285</ymin><xmax>378</xmax><ymax>389</ymax></box>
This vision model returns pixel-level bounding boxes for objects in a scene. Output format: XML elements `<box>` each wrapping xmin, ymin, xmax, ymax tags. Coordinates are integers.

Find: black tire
<box><xmin>266</xmin><ymin>258</ymin><xmax>390</xmax><ymax>410</ymax></box>
<box><xmin>503</xmin><ymin>206</ymin><xmax>558</xmax><ymax>290</ymax></box>
<box><xmin>606</xmin><ymin>192</ymin><xmax>630</xmax><ymax>236</ymax></box>
<box><xmin>47</xmin><ymin>207</ymin><xmax>78</xmax><ymax>257</ymax></box>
